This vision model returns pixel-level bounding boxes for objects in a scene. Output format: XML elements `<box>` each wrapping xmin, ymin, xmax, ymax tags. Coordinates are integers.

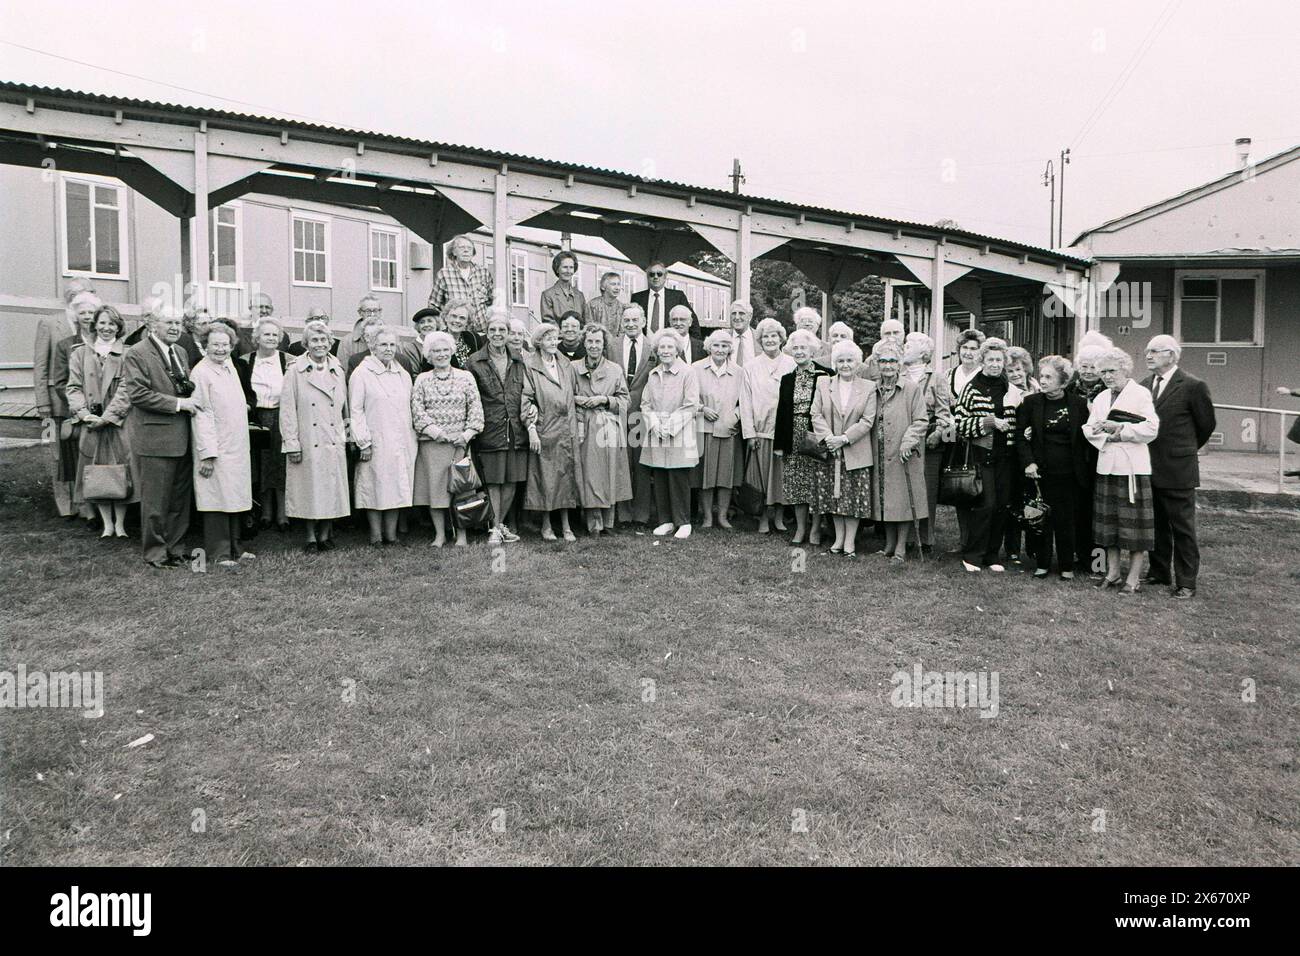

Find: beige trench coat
<box><xmin>280</xmin><ymin>353</ymin><xmax>351</xmax><ymax>519</ymax></box>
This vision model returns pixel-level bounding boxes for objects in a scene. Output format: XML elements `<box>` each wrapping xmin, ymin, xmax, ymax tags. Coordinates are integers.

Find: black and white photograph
<box><xmin>0</xmin><ymin>0</ymin><xmax>1294</xmax><ymax>930</ymax></box>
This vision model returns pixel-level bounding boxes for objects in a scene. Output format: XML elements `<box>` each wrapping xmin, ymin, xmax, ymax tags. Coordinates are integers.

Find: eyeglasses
<box><xmin>1144</xmin><ymin>348</ymin><xmax>1173</xmax><ymax>355</ymax></box>
<box><xmin>359</xmin><ymin>308</ymin><xmax>382</xmax><ymax>316</ymax></box>
<box><xmin>648</xmin><ymin>271</ymin><xmax>665</xmax><ymax>278</ymax></box>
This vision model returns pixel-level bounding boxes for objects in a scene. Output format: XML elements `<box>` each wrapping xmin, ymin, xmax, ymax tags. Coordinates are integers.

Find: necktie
<box><xmin>1152</xmin><ymin>375</ymin><xmax>1163</xmax><ymax>401</ymax></box>
<box><xmin>651</xmin><ymin>293</ymin><xmax>661</xmax><ymax>334</ymax></box>
<box><xmin>627</xmin><ymin>338</ymin><xmax>638</xmax><ymax>385</ymax></box>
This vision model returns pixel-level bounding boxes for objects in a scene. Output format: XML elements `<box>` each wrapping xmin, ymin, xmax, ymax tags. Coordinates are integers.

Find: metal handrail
<box><xmin>1211</xmin><ymin>402</ymin><xmax>1296</xmax><ymax>493</ymax></box>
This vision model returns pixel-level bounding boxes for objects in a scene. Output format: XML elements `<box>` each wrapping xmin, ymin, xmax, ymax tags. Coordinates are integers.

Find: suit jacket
<box><xmin>631</xmin><ymin>287</ymin><xmax>695</xmax><ymax>335</ymax></box>
<box><xmin>1140</xmin><ymin>368</ymin><xmax>1215</xmax><ymax>489</ymax></box>
<box><xmin>612</xmin><ymin>333</ymin><xmax>653</xmax><ymax>411</ymax></box>
<box><xmin>123</xmin><ymin>337</ymin><xmax>193</xmax><ymax>457</ymax></box>
<box><xmin>811</xmin><ymin>375</ymin><xmax>878</xmax><ymax>471</ymax></box>
<box><xmin>1015</xmin><ymin>390</ymin><xmax>1093</xmax><ymax>487</ymax></box>
<box><xmin>33</xmin><ymin>312</ymin><xmax>76</xmax><ymax>415</ymax></box>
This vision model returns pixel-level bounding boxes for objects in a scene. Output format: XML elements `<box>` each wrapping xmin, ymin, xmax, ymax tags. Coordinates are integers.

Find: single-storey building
<box><xmin>1070</xmin><ymin>142</ymin><xmax>1300</xmax><ymax>452</ymax></box>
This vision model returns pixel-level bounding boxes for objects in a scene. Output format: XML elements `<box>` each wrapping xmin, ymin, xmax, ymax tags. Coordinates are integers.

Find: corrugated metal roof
<box><xmin>0</xmin><ymin>79</ymin><xmax>1091</xmax><ymax>267</ymax></box>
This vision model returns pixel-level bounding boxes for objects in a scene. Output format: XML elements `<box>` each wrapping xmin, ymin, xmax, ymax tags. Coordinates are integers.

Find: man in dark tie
<box><xmin>631</xmin><ymin>260</ymin><xmax>694</xmax><ymax>337</ymax></box>
<box><xmin>1141</xmin><ymin>334</ymin><xmax>1216</xmax><ymax>599</ymax></box>
<box><xmin>615</xmin><ymin>304</ymin><xmax>655</xmax><ymax>525</ymax></box>
<box><xmin>123</xmin><ymin>300</ymin><xmax>202</xmax><ymax>569</ymax></box>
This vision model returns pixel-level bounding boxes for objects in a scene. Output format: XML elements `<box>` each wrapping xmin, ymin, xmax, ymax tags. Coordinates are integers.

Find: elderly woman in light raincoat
<box><xmin>350</xmin><ymin>326</ymin><xmax>417</xmax><ymax>546</ymax></box>
<box><xmin>870</xmin><ymin>339</ymin><xmax>930</xmax><ymax>562</ymax></box>
<box><xmin>190</xmin><ymin>321</ymin><xmax>254</xmax><ymax>568</ymax></box>
<box><xmin>739</xmin><ymin>318</ymin><xmax>795</xmax><ymax>534</ymax></box>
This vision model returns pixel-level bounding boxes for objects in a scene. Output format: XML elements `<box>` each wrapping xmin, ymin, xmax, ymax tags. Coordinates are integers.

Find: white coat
<box><xmin>349</xmin><ymin>355</ymin><xmax>417</xmax><ymax>510</ymax></box>
<box><xmin>190</xmin><ymin>356</ymin><xmax>252</xmax><ymax>513</ymax></box>
<box><xmin>280</xmin><ymin>353</ymin><xmax>351</xmax><ymax>520</ymax></box>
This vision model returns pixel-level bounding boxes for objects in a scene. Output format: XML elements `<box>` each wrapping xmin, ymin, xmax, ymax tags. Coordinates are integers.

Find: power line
<box><xmin>1070</xmin><ymin>0</ymin><xmax>1182</xmax><ymax>150</ymax></box>
<box><xmin>0</xmin><ymin>37</ymin><xmax>342</xmax><ymax>127</ymax></box>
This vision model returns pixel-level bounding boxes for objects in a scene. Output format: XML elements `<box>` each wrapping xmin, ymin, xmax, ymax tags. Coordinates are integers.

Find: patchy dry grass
<box><xmin>1</xmin><ymin>438</ymin><xmax>1297</xmax><ymax>866</ymax></box>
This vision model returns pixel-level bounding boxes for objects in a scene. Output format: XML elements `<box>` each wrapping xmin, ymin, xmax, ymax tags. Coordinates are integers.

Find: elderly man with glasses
<box><xmin>1140</xmin><ymin>334</ymin><xmax>1216</xmax><ymax>599</ymax></box>
<box><xmin>631</xmin><ymin>261</ymin><xmax>694</xmax><ymax>337</ymax></box>
<box><xmin>336</xmin><ymin>296</ymin><xmax>384</xmax><ymax>371</ymax></box>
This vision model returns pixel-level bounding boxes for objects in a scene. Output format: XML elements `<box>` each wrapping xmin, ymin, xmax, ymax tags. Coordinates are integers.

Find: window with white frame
<box><xmin>208</xmin><ymin>203</ymin><xmax>241</xmax><ymax>285</ymax></box>
<box><xmin>292</xmin><ymin>214</ymin><xmax>330</xmax><ymax>285</ymax></box>
<box><xmin>1173</xmin><ymin>270</ymin><xmax>1263</xmax><ymax>345</ymax></box>
<box><xmin>370</xmin><ymin>226</ymin><xmax>401</xmax><ymax>291</ymax></box>
<box><xmin>61</xmin><ymin>175</ymin><xmax>128</xmax><ymax>277</ymax></box>
<box><xmin>510</xmin><ymin>250</ymin><xmax>529</xmax><ymax>306</ymax></box>
<box><xmin>623</xmin><ymin>270</ymin><xmax>638</xmax><ymax>298</ymax></box>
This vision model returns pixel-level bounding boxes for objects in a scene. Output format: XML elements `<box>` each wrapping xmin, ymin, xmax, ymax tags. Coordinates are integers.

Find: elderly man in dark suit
<box><xmin>1141</xmin><ymin>334</ymin><xmax>1216</xmax><ymax>599</ymax></box>
<box><xmin>124</xmin><ymin>301</ymin><xmax>202</xmax><ymax>569</ymax></box>
<box><xmin>630</xmin><ymin>260</ymin><xmax>695</xmax><ymax>338</ymax></box>
<box><xmin>613</xmin><ymin>304</ymin><xmax>654</xmax><ymax>524</ymax></box>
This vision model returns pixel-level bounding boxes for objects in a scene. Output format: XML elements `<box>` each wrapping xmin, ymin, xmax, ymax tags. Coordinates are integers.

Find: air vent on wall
<box><xmin>1207</xmin><ymin>352</ymin><xmax>1228</xmax><ymax>366</ymax></box>
<box><xmin>1206</xmin><ymin>432</ymin><xmax>1225</xmax><ymax>446</ymax></box>
<box><xmin>409</xmin><ymin>242</ymin><xmax>433</xmax><ymax>270</ymax></box>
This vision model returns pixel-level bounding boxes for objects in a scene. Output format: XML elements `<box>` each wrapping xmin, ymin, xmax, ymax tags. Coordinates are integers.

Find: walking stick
<box><xmin>903</xmin><ymin>451</ymin><xmax>924</xmax><ymax>562</ymax></box>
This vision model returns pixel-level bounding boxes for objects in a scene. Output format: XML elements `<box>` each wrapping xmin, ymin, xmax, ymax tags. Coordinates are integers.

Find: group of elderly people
<box><xmin>37</xmin><ymin>253</ymin><xmax>1214</xmax><ymax>594</ymax></box>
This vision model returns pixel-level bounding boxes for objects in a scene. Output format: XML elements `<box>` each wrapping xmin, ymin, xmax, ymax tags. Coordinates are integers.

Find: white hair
<box><xmin>703</xmin><ymin>328</ymin><xmax>734</xmax><ymax>350</ymax></box>
<box><xmin>1146</xmin><ymin>333</ymin><xmax>1182</xmax><ymax>360</ymax></box>
<box><xmin>831</xmin><ymin>340</ymin><xmax>863</xmax><ymax>364</ymax></box>
<box><xmin>827</xmin><ymin>321</ymin><xmax>854</xmax><ymax>340</ymax></box>
<box><xmin>649</xmin><ymin>328</ymin><xmax>688</xmax><ymax>358</ymax></box>
<box><xmin>422</xmin><ymin>329</ymin><xmax>455</xmax><ymax>359</ymax></box>
<box><xmin>788</xmin><ymin>329</ymin><xmax>820</xmax><ymax>351</ymax></box>
<box><xmin>792</xmin><ymin>306</ymin><xmax>822</xmax><ymax>329</ymax></box>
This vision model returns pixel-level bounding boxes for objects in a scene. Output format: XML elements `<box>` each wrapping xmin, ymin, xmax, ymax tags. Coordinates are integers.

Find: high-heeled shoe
<box><xmin>1095</xmin><ymin>575</ymin><xmax>1122</xmax><ymax>590</ymax></box>
<box><xmin>789</xmin><ymin>533</ymin><xmax>806</xmax><ymax>545</ymax></box>
<box><xmin>1119</xmin><ymin>583</ymin><xmax>1141</xmax><ymax>595</ymax></box>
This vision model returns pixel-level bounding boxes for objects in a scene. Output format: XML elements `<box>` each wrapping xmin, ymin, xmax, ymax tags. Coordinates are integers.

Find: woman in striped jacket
<box><xmin>952</xmin><ymin>337</ymin><xmax>1024</xmax><ymax>572</ymax></box>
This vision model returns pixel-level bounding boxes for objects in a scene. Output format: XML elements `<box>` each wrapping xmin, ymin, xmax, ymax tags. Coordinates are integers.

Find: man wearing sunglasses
<box><xmin>630</xmin><ymin>261</ymin><xmax>695</xmax><ymax>337</ymax></box>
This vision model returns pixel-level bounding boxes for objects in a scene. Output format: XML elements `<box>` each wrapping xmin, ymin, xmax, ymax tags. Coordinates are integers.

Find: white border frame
<box><xmin>290</xmin><ymin>210</ymin><xmax>332</xmax><ymax>288</ymax></box>
<box><xmin>1172</xmin><ymin>268</ymin><xmax>1264</xmax><ymax>347</ymax></box>
<box><xmin>59</xmin><ymin>172</ymin><xmax>129</xmax><ymax>279</ymax></box>
<box><xmin>368</xmin><ymin>224</ymin><xmax>402</xmax><ymax>293</ymax></box>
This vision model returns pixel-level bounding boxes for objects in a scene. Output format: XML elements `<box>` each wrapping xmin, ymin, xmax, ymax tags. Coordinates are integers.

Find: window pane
<box><xmin>1181</xmin><ymin>299</ymin><xmax>1216</xmax><ymax>342</ymax></box>
<box><xmin>94</xmin><ymin>185</ymin><xmax>119</xmax><ymax>208</ymax></box>
<box><xmin>94</xmin><ymin>205</ymin><xmax>120</xmax><ymax>274</ymax></box>
<box><xmin>294</xmin><ymin>250</ymin><xmax>305</xmax><ymax>282</ymax></box>
<box><xmin>218</xmin><ymin>206</ymin><xmax>235</xmax><ymax>226</ymax></box>
<box><xmin>294</xmin><ymin>219</ymin><xmax>304</xmax><ymax>248</ymax></box>
<box><xmin>65</xmin><ymin>182</ymin><xmax>92</xmax><ymax>272</ymax></box>
<box><xmin>312</xmin><ymin>222</ymin><xmax>325</xmax><ymax>252</ymax></box>
<box><xmin>1219</xmin><ymin>279</ymin><xmax>1255</xmax><ymax>342</ymax></box>
<box><xmin>1182</xmin><ymin>278</ymin><xmax>1217</xmax><ymax>298</ymax></box>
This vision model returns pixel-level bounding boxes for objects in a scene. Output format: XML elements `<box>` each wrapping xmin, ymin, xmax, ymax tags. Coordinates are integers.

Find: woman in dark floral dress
<box><xmin>773</xmin><ymin>329</ymin><xmax>830</xmax><ymax>545</ymax></box>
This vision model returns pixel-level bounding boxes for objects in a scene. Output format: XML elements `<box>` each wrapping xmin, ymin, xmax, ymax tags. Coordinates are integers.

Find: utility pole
<box><xmin>1043</xmin><ymin>160</ymin><xmax>1056</xmax><ymax>247</ymax></box>
<box><xmin>1058</xmin><ymin>148</ymin><xmax>1071</xmax><ymax>249</ymax></box>
<box><xmin>730</xmin><ymin>158</ymin><xmax>745</xmax><ymax>194</ymax></box>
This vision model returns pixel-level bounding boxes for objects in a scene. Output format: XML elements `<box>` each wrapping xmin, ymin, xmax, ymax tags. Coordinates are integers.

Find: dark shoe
<box><xmin>1119</xmin><ymin>583</ymin><xmax>1141</xmax><ymax>595</ymax></box>
<box><xmin>319</xmin><ymin>539</ymin><xmax>337</xmax><ymax>552</ymax></box>
<box><xmin>303</xmin><ymin>543</ymin><xmax>319</xmax><ymax>555</ymax></box>
<box><xmin>921</xmin><ymin>544</ymin><xmax>933</xmax><ymax>556</ymax></box>
<box><xmin>163</xmin><ymin>554</ymin><xmax>188</xmax><ymax>568</ymax></box>
<box><xmin>145</xmin><ymin>559</ymin><xmax>174</xmax><ymax>570</ymax></box>
<box><xmin>1144</xmin><ymin>574</ymin><xmax>1172</xmax><ymax>588</ymax></box>
<box><xmin>1096</xmin><ymin>576</ymin><xmax>1121</xmax><ymax>590</ymax></box>
<box><xmin>1033</xmin><ymin>568</ymin><xmax>1049</xmax><ymax>579</ymax></box>
<box><xmin>1173</xmin><ymin>586</ymin><xmax>1196</xmax><ymax>600</ymax></box>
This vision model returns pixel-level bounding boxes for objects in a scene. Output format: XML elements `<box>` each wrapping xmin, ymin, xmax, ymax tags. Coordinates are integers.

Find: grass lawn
<box><xmin>2</xmin><ymin>438</ymin><xmax>1297</xmax><ymax>866</ymax></box>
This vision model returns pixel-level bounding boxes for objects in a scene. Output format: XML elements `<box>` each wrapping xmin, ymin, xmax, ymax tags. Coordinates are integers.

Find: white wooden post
<box><xmin>192</xmin><ymin>129</ymin><xmax>209</xmax><ymax>314</ymax></box>
<box><xmin>931</xmin><ymin>240</ymin><xmax>947</xmax><ymax>371</ymax></box>
<box><xmin>493</xmin><ymin>170</ymin><xmax>509</xmax><ymax>307</ymax></box>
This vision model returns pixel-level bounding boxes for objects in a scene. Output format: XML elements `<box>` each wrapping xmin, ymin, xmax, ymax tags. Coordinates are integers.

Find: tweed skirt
<box><xmin>1092</xmin><ymin>473</ymin><xmax>1155</xmax><ymax>551</ymax></box>
<box><xmin>413</xmin><ymin>441</ymin><xmax>460</xmax><ymax>508</ymax></box>
<box><xmin>694</xmin><ymin>434</ymin><xmax>745</xmax><ymax>490</ymax></box>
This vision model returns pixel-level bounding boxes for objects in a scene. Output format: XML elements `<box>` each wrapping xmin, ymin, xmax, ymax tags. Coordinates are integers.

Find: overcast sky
<box><xmin>3</xmin><ymin>0</ymin><xmax>1296</xmax><ymax>248</ymax></box>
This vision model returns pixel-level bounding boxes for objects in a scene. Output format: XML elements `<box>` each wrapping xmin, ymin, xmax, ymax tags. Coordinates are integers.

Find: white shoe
<box><xmin>652</xmin><ymin>523</ymin><xmax>675</xmax><ymax>536</ymax></box>
<box><xmin>962</xmin><ymin>561</ymin><xmax>981</xmax><ymax>573</ymax></box>
<box><xmin>239</xmin><ymin>552</ymin><xmax>256</xmax><ymax>561</ymax></box>
<box><xmin>673</xmin><ymin>524</ymin><xmax>692</xmax><ymax>539</ymax></box>
<box><xmin>988</xmin><ymin>564</ymin><xmax>1005</xmax><ymax>572</ymax></box>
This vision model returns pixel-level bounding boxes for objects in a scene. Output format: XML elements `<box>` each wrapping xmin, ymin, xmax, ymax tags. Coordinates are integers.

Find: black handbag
<box><xmin>938</xmin><ymin>440</ymin><xmax>983</xmax><ymax>508</ymax></box>
<box><xmin>1016</xmin><ymin>476</ymin><xmax>1051</xmax><ymax>530</ymax></box>
<box><xmin>799</xmin><ymin>430</ymin><xmax>830</xmax><ymax>462</ymax></box>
